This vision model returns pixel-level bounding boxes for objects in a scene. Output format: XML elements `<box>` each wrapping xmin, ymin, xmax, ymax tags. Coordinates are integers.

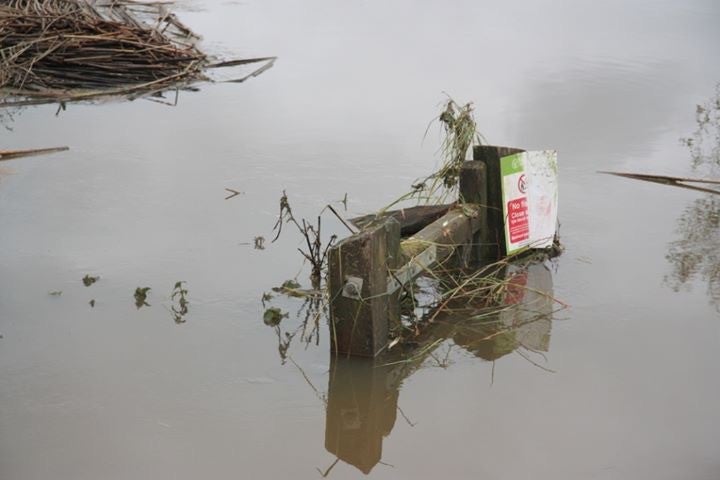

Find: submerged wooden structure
<box><xmin>328</xmin><ymin>145</ymin><xmax>533</xmax><ymax>357</ymax></box>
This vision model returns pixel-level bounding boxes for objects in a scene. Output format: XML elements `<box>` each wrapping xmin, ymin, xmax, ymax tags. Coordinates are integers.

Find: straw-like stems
<box><xmin>381</xmin><ymin>97</ymin><xmax>486</xmax><ymax>211</ymax></box>
<box><xmin>0</xmin><ymin>0</ymin><xmax>207</xmax><ymax>103</ymax></box>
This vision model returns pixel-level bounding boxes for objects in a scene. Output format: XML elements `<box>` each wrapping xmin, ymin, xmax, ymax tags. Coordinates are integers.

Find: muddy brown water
<box><xmin>1</xmin><ymin>1</ymin><xmax>720</xmax><ymax>479</ymax></box>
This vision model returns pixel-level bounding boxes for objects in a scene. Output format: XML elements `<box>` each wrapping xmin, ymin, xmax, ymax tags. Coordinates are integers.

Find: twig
<box><xmin>324</xmin><ymin>204</ymin><xmax>356</xmax><ymax>234</ymax></box>
<box><xmin>224</xmin><ymin>188</ymin><xmax>243</xmax><ymax>200</ymax></box>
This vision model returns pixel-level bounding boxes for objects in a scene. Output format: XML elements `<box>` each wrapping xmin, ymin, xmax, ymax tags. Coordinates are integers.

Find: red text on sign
<box><xmin>507</xmin><ymin>197</ymin><xmax>529</xmax><ymax>243</ymax></box>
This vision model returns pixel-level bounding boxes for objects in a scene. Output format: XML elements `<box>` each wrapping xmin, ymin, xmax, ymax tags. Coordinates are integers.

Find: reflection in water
<box><xmin>266</xmin><ymin>292</ymin><xmax>326</xmax><ymax>364</ymax></box>
<box><xmin>324</xmin><ymin>262</ymin><xmax>556</xmax><ymax>475</ymax></box>
<box><xmin>667</xmin><ymin>84</ymin><xmax>720</xmax><ymax>307</ymax></box>
<box><xmin>325</xmin><ymin>357</ymin><xmax>399</xmax><ymax>475</ymax></box>
<box><xmin>681</xmin><ymin>83</ymin><xmax>720</xmax><ymax>174</ymax></box>
<box><xmin>170</xmin><ymin>281</ymin><xmax>190</xmax><ymax>324</ymax></box>
<box><xmin>452</xmin><ymin>263</ymin><xmax>554</xmax><ymax>367</ymax></box>
<box><xmin>0</xmin><ymin>107</ymin><xmax>22</xmax><ymax>130</ymax></box>
<box><xmin>666</xmin><ymin>195</ymin><xmax>720</xmax><ymax>306</ymax></box>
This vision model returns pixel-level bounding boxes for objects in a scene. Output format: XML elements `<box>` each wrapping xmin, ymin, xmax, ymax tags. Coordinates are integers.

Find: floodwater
<box><xmin>1</xmin><ymin>0</ymin><xmax>719</xmax><ymax>478</ymax></box>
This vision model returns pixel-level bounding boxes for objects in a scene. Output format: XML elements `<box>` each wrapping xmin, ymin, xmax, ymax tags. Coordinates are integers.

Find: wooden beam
<box><xmin>349</xmin><ymin>203</ymin><xmax>454</xmax><ymax>236</ymax></box>
<box><xmin>390</xmin><ymin>205</ymin><xmax>481</xmax><ymax>293</ymax></box>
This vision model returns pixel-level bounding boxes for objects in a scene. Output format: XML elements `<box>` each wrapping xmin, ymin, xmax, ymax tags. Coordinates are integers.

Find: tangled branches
<box><xmin>0</xmin><ymin>0</ymin><xmax>266</xmax><ymax>105</ymax></box>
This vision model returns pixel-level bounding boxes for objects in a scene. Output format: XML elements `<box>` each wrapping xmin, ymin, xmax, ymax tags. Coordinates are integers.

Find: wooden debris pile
<box><xmin>0</xmin><ymin>0</ymin><xmax>274</xmax><ymax>106</ymax></box>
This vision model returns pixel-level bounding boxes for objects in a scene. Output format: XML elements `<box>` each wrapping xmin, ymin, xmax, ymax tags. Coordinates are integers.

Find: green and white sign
<box><xmin>500</xmin><ymin>150</ymin><xmax>558</xmax><ymax>255</ymax></box>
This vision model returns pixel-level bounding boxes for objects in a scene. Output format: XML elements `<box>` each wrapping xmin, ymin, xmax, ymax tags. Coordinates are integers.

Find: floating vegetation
<box><xmin>82</xmin><ymin>274</ymin><xmax>99</xmax><ymax>287</ymax></box>
<box><xmin>263</xmin><ymin>293</ymin><xmax>326</xmax><ymax>364</ymax></box>
<box><xmin>263</xmin><ymin>307</ymin><xmax>287</xmax><ymax>327</ymax></box>
<box><xmin>134</xmin><ymin>286</ymin><xmax>150</xmax><ymax>308</ymax></box>
<box><xmin>0</xmin><ymin>0</ymin><xmax>276</xmax><ymax>108</ymax></box>
<box><xmin>261</xmin><ymin>291</ymin><xmax>274</xmax><ymax>306</ymax></box>
<box><xmin>170</xmin><ymin>281</ymin><xmax>189</xmax><ymax>324</ymax></box>
<box><xmin>271</xmin><ymin>279</ymin><xmax>321</xmax><ymax>299</ymax></box>
<box><xmin>271</xmin><ymin>191</ymin><xmax>337</xmax><ymax>288</ymax></box>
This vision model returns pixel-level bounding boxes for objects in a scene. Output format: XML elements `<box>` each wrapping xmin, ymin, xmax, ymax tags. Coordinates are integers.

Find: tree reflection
<box><xmin>681</xmin><ymin>83</ymin><xmax>720</xmax><ymax>173</ymax></box>
<box><xmin>667</xmin><ymin>83</ymin><xmax>720</xmax><ymax>308</ymax></box>
<box><xmin>0</xmin><ymin>107</ymin><xmax>22</xmax><ymax>130</ymax></box>
<box><xmin>666</xmin><ymin>195</ymin><xmax>720</xmax><ymax>306</ymax></box>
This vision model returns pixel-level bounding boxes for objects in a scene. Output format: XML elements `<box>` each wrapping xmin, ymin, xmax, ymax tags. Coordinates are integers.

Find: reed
<box><xmin>0</xmin><ymin>0</ymin><xmax>276</xmax><ymax>106</ymax></box>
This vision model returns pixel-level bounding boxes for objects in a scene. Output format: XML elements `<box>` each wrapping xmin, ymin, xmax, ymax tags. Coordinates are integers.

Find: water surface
<box><xmin>1</xmin><ymin>1</ymin><xmax>719</xmax><ymax>479</ymax></box>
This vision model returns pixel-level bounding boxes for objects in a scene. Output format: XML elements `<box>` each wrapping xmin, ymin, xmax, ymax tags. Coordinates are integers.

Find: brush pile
<box><xmin>0</xmin><ymin>0</ymin><xmax>253</xmax><ymax>105</ymax></box>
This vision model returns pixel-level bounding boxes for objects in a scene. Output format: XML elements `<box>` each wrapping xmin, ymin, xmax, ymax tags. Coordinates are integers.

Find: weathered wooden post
<box><xmin>473</xmin><ymin>145</ymin><xmax>525</xmax><ymax>262</ymax></box>
<box><xmin>459</xmin><ymin>160</ymin><xmax>487</xmax><ymax>266</ymax></box>
<box><xmin>327</xmin><ymin>218</ymin><xmax>401</xmax><ymax>357</ymax></box>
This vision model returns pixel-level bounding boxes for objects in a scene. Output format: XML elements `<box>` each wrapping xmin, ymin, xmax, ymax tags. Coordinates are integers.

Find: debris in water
<box><xmin>82</xmin><ymin>274</ymin><xmax>99</xmax><ymax>287</ymax></box>
<box><xmin>335</xmin><ymin>193</ymin><xmax>348</xmax><ymax>211</ymax></box>
<box><xmin>263</xmin><ymin>307</ymin><xmax>288</xmax><ymax>327</ymax></box>
<box><xmin>49</xmin><ymin>290</ymin><xmax>62</xmax><ymax>296</ymax></box>
<box><xmin>134</xmin><ymin>287</ymin><xmax>151</xmax><ymax>309</ymax></box>
<box><xmin>254</xmin><ymin>236</ymin><xmax>265</xmax><ymax>250</ymax></box>
<box><xmin>224</xmin><ymin>188</ymin><xmax>243</xmax><ymax>200</ymax></box>
<box><xmin>271</xmin><ymin>191</ymin><xmax>337</xmax><ymax>288</ymax></box>
<box><xmin>0</xmin><ymin>0</ymin><xmax>276</xmax><ymax>107</ymax></box>
<box><xmin>271</xmin><ymin>279</ymin><xmax>321</xmax><ymax>299</ymax></box>
<box><xmin>89</xmin><ymin>299</ymin><xmax>95</xmax><ymax>308</ymax></box>
<box><xmin>170</xmin><ymin>281</ymin><xmax>189</xmax><ymax>324</ymax></box>
<box><xmin>261</xmin><ymin>292</ymin><xmax>274</xmax><ymax>307</ymax></box>
<box><xmin>274</xmin><ymin>279</ymin><xmax>301</xmax><ymax>291</ymax></box>
<box><xmin>0</xmin><ymin>147</ymin><xmax>68</xmax><ymax>162</ymax></box>
<box><xmin>599</xmin><ymin>171</ymin><xmax>720</xmax><ymax>196</ymax></box>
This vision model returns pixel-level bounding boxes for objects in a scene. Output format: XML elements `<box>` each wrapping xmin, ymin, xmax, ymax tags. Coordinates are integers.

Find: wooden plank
<box><xmin>400</xmin><ymin>205</ymin><xmax>480</xmax><ymax>260</ymax></box>
<box><xmin>393</xmin><ymin>205</ymin><xmax>481</xmax><ymax>292</ymax></box>
<box><xmin>349</xmin><ymin>203</ymin><xmax>454</xmax><ymax>236</ymax></box>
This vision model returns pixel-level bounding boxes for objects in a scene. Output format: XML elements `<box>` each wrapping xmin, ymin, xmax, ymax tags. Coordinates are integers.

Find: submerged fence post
<box><xmin>459</xmin><ymin>161</ymin><xmax>487</xmax><ymax>266</ymax></box>
<box><xmin>473</xmin><ymin>145</ymin><xmax>525</xmax><ymax>262</ymax></box>
<box><xmin>328</xmin><ymin>218</ymin><xmax>401</xmax><ymax>357</ymax></box>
